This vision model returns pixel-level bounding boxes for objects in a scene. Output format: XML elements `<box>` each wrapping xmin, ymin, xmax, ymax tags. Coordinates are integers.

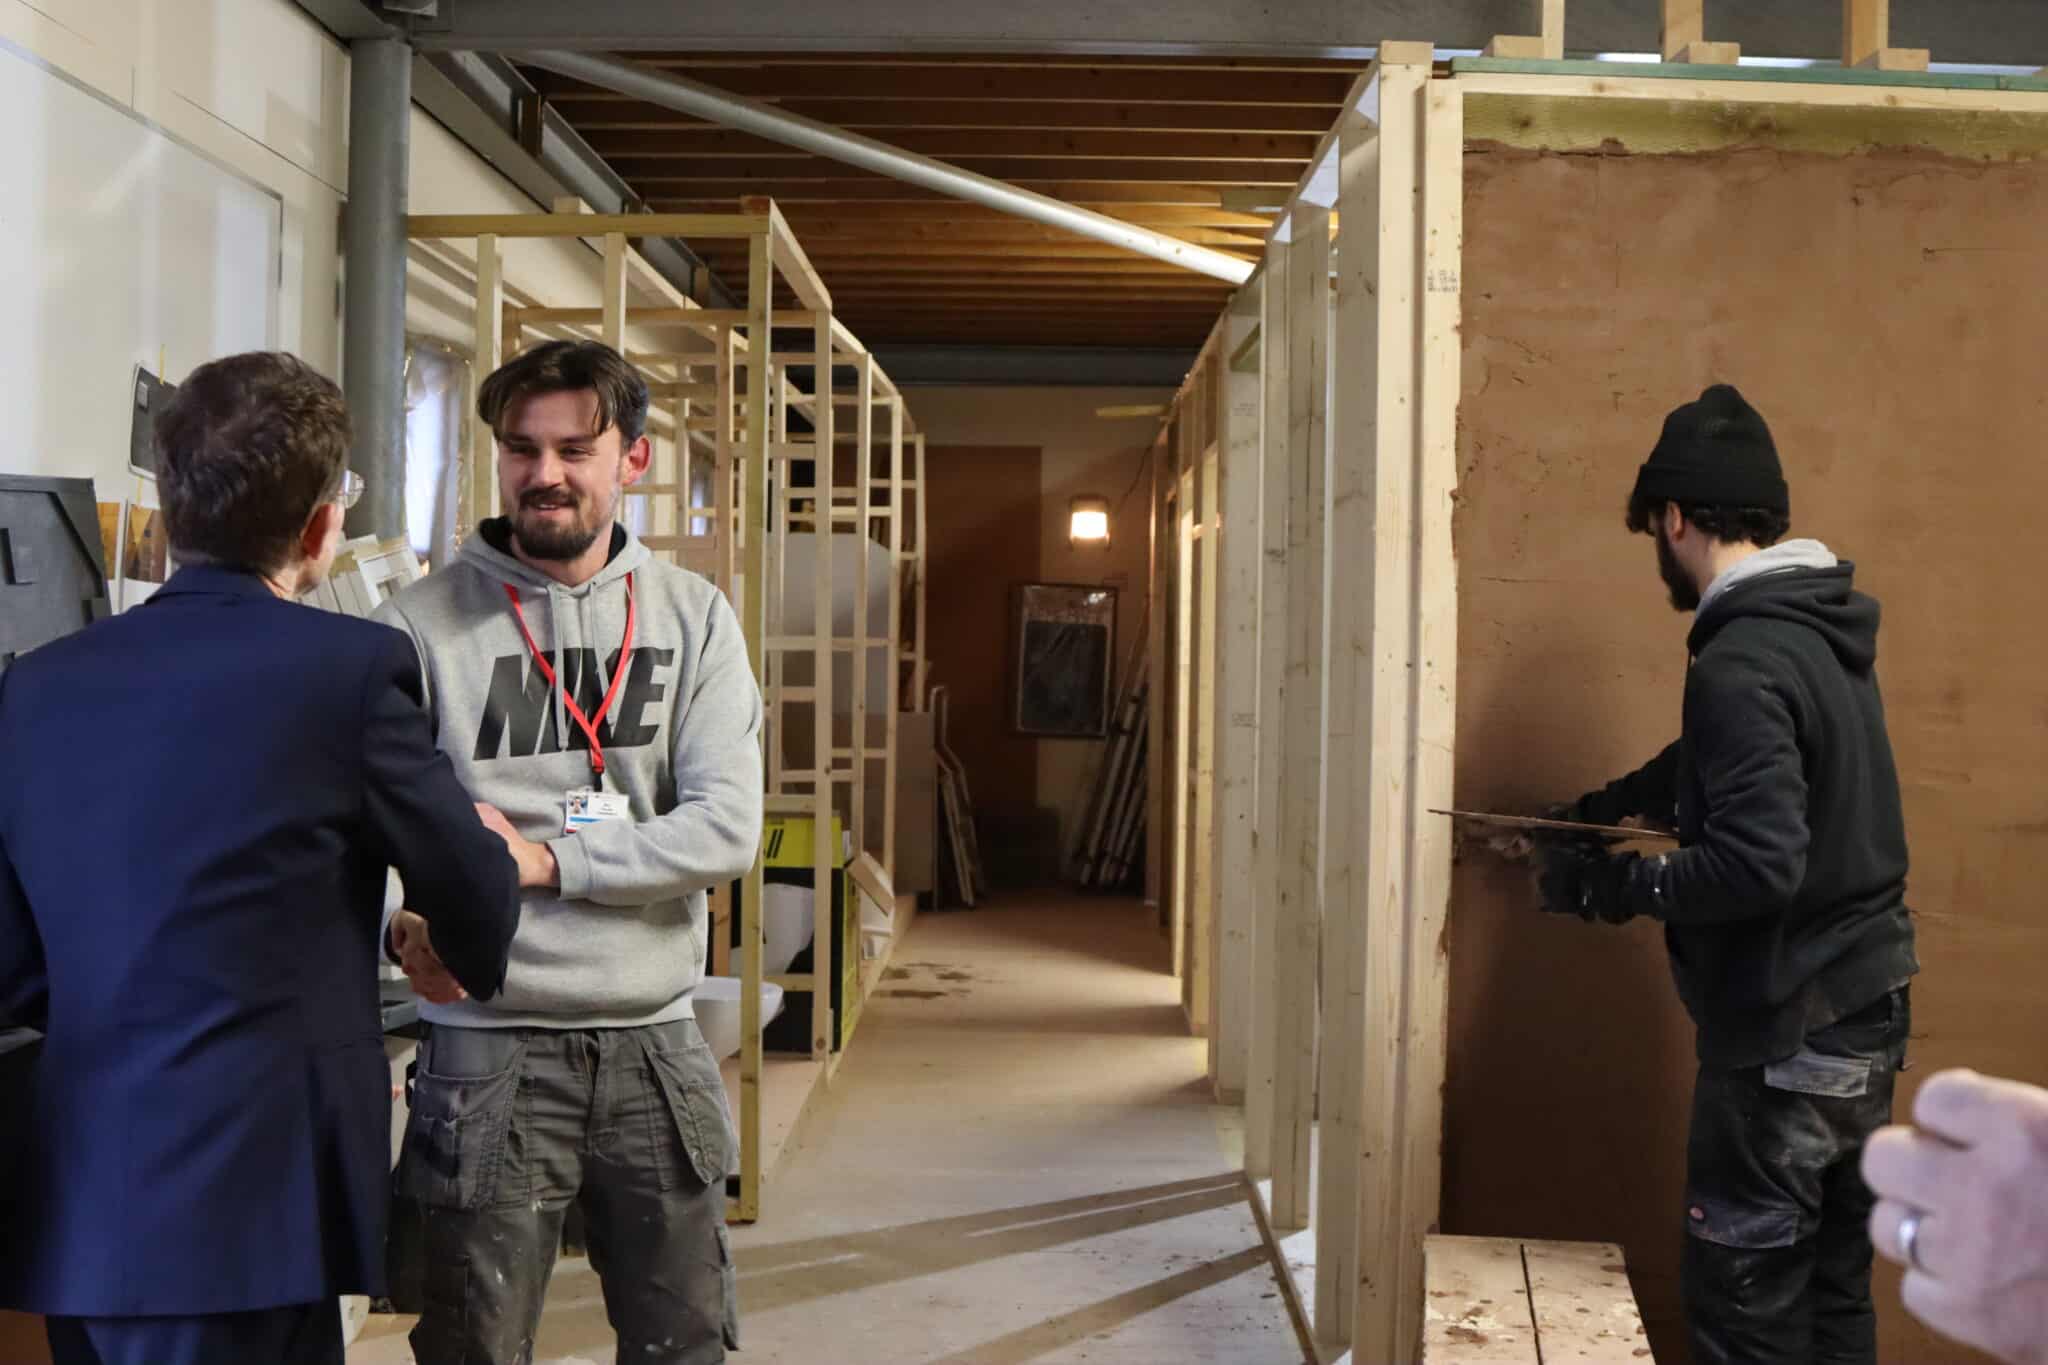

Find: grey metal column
<box><xmin>343</xmin><ymin>37</ymin><xmax>412</xmax><ymax>539</ymax></box>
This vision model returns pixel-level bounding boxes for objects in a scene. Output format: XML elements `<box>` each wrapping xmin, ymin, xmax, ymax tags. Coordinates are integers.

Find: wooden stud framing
<box><xmin>1145</xmin><ymin>427</ymin><xmax>1168</xmax><ymax>910</ymax></box>
<box><xmin>1845</xmin><ymin>0</ymin><xmax>1930</xmax><ymax>73</ymax></box>
<box><xmin>1269</xmin><ymin>201</ymin><xmax>1330</xmax><ymax>1235</ymax></box>
<box><xmin>409</xmin><ymin>198</ymin><xmax>923</xmax><ymax>1224</ymax></box>
<box><xmin>1189</xmin><ymin>375</ymin><xmax>1220</xmax><ymax>1036</ymax></box>
<box><xmin>736</xmin><ymin>229</ymin><xmax>773</xmax><ymax>1222</ymax></box>
<box><xmin>1209</xmin><ymin>281</ymin><xmax>1262</xmax><ymax>1102</ymax></box>
<box><xmin>1661</xmin><ymin>0</ymin><xmax>1741</xmax><ymax>65</ymax></box>
<box><xmin>808</xmin><ymin>307</ymin><xmax>835</xmax><ymax>1062</ymax></box>
<box><xmin>467</xmin><ymin>234</ymin><xmax>503</xmax><ymax>529</ymax></box>
<box><xmin>914</xmin><ymin>433</ymin><xmax>929</xmax><ymax>707</ymax></box>
<box><xmin>1317</xmin><ymin>76</ymin><xmax>1391</xmax><ymax>1348</ymax></box>
<box><xmin>601</xmin><ymin>233</ymin><xmax>630</xmax><ymax>350</ymax></box>
<box><xmin>1485</xmin><ymin>0</ymin><xmax>1565</xmax><ymax>61</ymax></box>
<box><xmin>1242</xmin><ymin>243</ymin><xmax>1290</xmax><ymax>1183</ymax></box>
<box><xmin>853</xmin><ymin>354</ymin><xmax>874</xmax><ymax>871</ymax></box>
<box><xmin>1397</xmin><ymin>73</ymin><xmax>1464</xmax><ymax>1360</ymax></box>
<box><xmin>883</xmin><ymin>397</ymin><xmax>905</xmax><ymax>878</ymax></box>
<box><xmin>1170</xmin><ymin>444</ymin><xmax>1195</xmax><ymax>986</ymax></box>
<box><xmin>1167</xmin><ymin>43</ymin><xmax>2048</xmax><ymax>1364</ymax></box>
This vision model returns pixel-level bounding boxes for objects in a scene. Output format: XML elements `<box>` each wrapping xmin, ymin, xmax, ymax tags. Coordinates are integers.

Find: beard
<box><xmin>1656</xmin><ymin>526</ymin><xmax>1700</xmax><ymax>612</ymax></box>
<box><xmin>511</xmin><ymin>483</ymin><xmax>615</xmax><ymax>562</ymax></box>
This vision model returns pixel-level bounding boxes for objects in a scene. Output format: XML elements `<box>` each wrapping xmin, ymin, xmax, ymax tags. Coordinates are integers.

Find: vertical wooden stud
<box><xmin>736</xmin><ymin>232</ymin><xmax>772</xmax><ymax>1224</ymax></box>
<box><xmin>883</xmin><ymin>399</ymin><xmax>905</xmax><ymax>881</ymax></box>
<box><xmin>1271</xmin><ymin>202</ymin><xmax>1331</xmax><ymax>1234</ymax></box>
<box><xmin>1210</xmin><ymin>284</ymin><xmax>1262</xmax><ymax>1102</ymax></box>
<box><xmin>1845</xmin><ymin>0</ymin><xmax>1930</xmax><ymax>71</ymax></box>
<box><xmin>1244</xmin><ymin>248</ymin><xmax>1290</xmax><ymax>1182</ymax></box>
<box><xmin>811</xmin><ymin>310</ymin><xmax>836</xmax><ymax>1061</ymax></box>
<box><xmin>468</xmin><ymin>234</ymin><xmax>503</xmax><ymax>529</ymax></box>
<box><xmin>601</xmin><ymin>232</ymin><xmax>628</xmax><ymax>352</ymax></box>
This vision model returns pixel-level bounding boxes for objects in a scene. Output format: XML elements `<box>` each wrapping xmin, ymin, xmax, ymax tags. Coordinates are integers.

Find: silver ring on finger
<box><xmin>1898</xmin><ymin>1207</ymin><xmax>1928</xmax><ymax>1275</ymax></box>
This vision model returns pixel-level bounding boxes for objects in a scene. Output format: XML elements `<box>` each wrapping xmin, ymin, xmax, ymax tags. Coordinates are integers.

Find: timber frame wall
<box><xmin>1148</xmin><ymin>24</ymin><xmax>2048</xmax><ymax>1361</ymax></box>
<box><xmin>407</xmin><ymin>201</ymin><xmax>929</xmax><ymax>1225</ymax></box>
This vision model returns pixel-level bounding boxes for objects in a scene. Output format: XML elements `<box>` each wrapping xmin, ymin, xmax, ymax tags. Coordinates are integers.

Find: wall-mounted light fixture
<box><xmin>1069</xmin><ymin>494</ymin><xmax>1111</xmax><ymax>547</ymax></box>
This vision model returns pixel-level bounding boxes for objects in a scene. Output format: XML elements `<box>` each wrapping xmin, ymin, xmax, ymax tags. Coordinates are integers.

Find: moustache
<box><xmin>520</xmin><ymin>490</ymin><xmax>580</xmax><ymax>510</ymax></box>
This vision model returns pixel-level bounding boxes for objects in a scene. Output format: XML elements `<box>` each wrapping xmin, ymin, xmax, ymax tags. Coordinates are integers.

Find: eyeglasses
<box><xmin>332</xmin><ymin>469</ymin><xmax>364</xmax><ymax>511</ymax></box>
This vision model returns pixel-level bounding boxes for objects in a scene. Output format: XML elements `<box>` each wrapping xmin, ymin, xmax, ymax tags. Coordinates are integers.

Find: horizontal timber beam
<box><xmin>396</xmin><ymin>0</ymin><xmax>2048</xmax><ymax>64</ymax></box>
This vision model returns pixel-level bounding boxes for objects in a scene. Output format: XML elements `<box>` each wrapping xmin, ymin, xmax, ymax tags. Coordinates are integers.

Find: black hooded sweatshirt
<box><xmin>1572</xmin><ymin>562</ymin><xmax>1919</xmax><ymax>1069</ymax></box>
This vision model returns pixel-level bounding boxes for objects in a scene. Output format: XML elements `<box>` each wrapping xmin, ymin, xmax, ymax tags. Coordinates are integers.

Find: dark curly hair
<box><xmin>1626</xmin><ymin>491</ymin><xmax>1790</xmax><ymax>547</ymax></box>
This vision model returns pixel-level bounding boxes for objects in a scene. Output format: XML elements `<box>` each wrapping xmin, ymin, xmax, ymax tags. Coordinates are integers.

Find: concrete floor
<box><xmin>353</xmin><ymin>894</ymin><xmax>1300</xmax><ymax>1364</ymax></box>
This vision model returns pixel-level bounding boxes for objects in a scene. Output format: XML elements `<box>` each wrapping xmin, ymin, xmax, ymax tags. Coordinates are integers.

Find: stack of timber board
<box><xmin>1071</xmin><ymin>650</ymin><xmax>1150</xmax><ymax>891</ymax></box>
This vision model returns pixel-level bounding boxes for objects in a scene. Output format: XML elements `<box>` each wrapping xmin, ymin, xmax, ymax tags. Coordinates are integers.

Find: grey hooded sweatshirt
<box><xmin>373</xmin><ymin>520</ymin><xmax>763</xmax><ymax>1029</ymax></box>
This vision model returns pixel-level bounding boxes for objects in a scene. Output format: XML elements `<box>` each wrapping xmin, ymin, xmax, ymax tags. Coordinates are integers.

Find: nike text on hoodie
<box><xmin>373</xmin><ymin>521</ymin><xmax>764</xmax><ymax>1029</ymax></box>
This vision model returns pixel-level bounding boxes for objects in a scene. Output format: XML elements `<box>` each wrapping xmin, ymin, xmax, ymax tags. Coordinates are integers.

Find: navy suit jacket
<box><xmin>0</xmin><ymin>564</ymin><xmax>521</xmax><ymax>1316</ymax></box>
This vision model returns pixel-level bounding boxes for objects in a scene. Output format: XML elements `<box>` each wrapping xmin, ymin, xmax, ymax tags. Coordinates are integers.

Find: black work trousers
<box><xmin>1681</xmin><ymin>987</ymin><xmax>1910</xmax><ymax>1365</ymax></box>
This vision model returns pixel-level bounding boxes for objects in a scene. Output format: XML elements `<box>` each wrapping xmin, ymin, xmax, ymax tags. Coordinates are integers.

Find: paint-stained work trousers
<box><xmin>392</xmin><ymin>1018</ymin><xmax>741</xmax><ymax>1365</ymax></box>
<box><xmin>1681</xmin><ymin>987</ymin><xmax>1910</xmax><ymax>1365</ymax></box>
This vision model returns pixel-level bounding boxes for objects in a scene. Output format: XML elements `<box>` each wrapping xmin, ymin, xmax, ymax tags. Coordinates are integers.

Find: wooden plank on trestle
<box><xmin>1521</xmin><ymin>1241</ymin><xmax>1648</xmax><ymax>1361</ymax></box>
<box><xmin>1421</xmin><ymin>1237</ymin><xmax>1539</xmax><ymax>1363</ymax></box>
<box><xmin>1209</xmin><ymin>281</ymin><xmax>1262</xmax><ymax>1102</ymax></box>
<box><xmin>1243</xmin><ymin>246</ymin><xmax>1289</xmax><ymax>1183</ymax></box>
<box><xmin>1270</xmin><ymin>200</ymin><xmax>1329</xmax><ymax>1235</ymax></box>
<box><xmin>1351</xmin><ymin>46</ymin><xmax>1434</xmax><ymax>1361</ymax></box>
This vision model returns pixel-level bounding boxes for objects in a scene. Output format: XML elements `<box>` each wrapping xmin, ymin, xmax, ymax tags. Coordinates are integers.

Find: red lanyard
<box><xmin>502</xmin><ymin>573</ymin><xmax>636</xmax><ymax>779</ymax></box>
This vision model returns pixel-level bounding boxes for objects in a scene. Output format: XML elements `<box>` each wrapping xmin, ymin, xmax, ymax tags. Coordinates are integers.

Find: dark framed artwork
<box><xmin>1011</xmin><ymin>582</ymin><xmax>1117</xmax><ymax>738</ymax></box>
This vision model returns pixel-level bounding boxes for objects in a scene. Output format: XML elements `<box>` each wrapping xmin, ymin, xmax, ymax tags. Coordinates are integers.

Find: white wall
<box><xmin>904</xmin><ymin>384</ymin><xmax>1173</xmax><ymax>852</ymax></box>
<box><xmin>2</xmin><ymin>0</ymin><xmax>670</xmax><ymax>487</ymax></box>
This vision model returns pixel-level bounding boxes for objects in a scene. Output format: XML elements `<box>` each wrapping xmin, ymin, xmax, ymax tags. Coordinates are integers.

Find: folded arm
<box><xmin>548</xmin><ymin>591</ymin><xmax>765</xmax><ymax>907</ymax></box>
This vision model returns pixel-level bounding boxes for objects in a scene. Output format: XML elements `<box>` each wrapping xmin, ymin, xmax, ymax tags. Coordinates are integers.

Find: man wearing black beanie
<box><xmin>1538</xmin><ymin>384</ymin><xmax>1919</xmax><ymax>1365</ymax></box>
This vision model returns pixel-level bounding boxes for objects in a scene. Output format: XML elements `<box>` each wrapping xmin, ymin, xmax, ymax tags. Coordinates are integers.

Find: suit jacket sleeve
<box><xmin>0</xmin><ymin>670</ymin><xmax>45</xmax><ymax>1031</ymax></box>
<box><xmin>548</xmin><ymin>590</ymin><xmax>765</xmax><ymax>907</ymax></box>
<box><xmin>1629</xmin><ymin>649</ymin><xmax>1810</xmax><ymax>925</ymax></box>
<box><xmin>0</xmin><ymin>827</ymin><xmax>44</xmax><ymax>1032</ymax></box>
<box><xmin>359</xmin><ymin>629</ymin><xmax>522</xmax><ymax>998</ymax></box>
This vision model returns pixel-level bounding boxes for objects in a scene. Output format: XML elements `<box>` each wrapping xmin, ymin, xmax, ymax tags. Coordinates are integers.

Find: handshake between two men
<box><xmin>390</xmin><ymin>802</ymin><xmax>559</xmax><ymax>1004</ymax></box>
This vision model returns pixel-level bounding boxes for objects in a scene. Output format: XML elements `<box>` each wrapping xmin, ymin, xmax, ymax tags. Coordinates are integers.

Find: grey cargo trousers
<box><xmin>395</xmin><ymin>1018</ymin><xmax>739</xmax><ymax>1365</ymax></box>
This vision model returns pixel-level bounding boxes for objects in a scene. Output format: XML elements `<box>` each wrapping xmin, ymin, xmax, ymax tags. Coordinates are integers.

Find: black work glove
<box><xmin>1536</xmin><ymin>841</ymin><xmax>1641</xmax><ymax>925</ymax></box>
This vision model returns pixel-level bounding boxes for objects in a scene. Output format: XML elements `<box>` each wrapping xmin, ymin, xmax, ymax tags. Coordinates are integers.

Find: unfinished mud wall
<box><xmin>1448</xmin><ymin>142</ymin><xmax>2048</xmax><ymax>1363</ymax></box>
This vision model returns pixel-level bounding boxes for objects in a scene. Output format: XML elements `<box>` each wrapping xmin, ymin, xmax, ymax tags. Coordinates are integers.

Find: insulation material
<box><xmin>1446</xmin><ymin>143</ymin><xmax>2048</xmax><ymax>1364</ymax></box>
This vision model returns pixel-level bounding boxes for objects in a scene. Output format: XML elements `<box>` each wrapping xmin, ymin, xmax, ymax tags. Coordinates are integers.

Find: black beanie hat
<box><xmin>1630</xmin><ymin>384</ymin><xmax>1789</xmax><ymax>515</ymax></box>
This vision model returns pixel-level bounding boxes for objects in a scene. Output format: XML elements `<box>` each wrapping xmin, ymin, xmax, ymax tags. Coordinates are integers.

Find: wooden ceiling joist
<box><xmin>521</xmin><ymin>49</ymin><xmax>1354</xmax><ymax>348</ymax></box>
<box><xmin>550</xmin><ymin>97</ymin><xmax>1341</xmax><ymax>135</ymax></box>
<box><xmin>522</xmin><ymin>65</ymin><xmax>1358</xmax><ymax>106</ymax></box>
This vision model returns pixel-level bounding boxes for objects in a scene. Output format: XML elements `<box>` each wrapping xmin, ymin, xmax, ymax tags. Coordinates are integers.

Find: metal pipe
<box><xmin>518</xmin><ymin>50</ymin><xmax>1257</xmax><ymax>285</ymax></box>
<box><xmin>343</xmin><ymin>37</ymin><xmax>412</xmax><ymax>539</ymax></box>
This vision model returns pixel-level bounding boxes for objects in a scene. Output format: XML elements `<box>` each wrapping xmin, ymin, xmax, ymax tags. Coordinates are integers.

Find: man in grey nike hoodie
<box><xmin>374</xmin><ymin>340</ymin><xmax>762</xmax><ymax>1365</ymax></box>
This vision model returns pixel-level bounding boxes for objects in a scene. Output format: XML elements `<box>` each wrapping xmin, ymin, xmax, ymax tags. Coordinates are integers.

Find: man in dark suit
<box><xmin>0</xmin><ymin>352</ymin><xmax>525</xmax><ymax>1365</ymax></box>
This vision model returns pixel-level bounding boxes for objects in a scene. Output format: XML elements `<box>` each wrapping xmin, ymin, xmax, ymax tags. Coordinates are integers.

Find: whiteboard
<box><xmin>0</xmin><ymin>39</ymin><xmax>283</xmax><ymax>490</ymax></box>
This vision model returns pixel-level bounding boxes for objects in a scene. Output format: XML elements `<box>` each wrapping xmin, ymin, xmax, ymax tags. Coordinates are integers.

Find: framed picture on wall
<box><xmin>1011</xmin><ymin>582</ymin><xmax>1117</xmax><ymax>739</ymax></box>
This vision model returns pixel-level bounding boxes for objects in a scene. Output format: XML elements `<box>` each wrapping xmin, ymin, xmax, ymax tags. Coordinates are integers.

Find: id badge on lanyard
<box><xmin>502</xmin><ymin>575</ymin><xmax>639</xmax><ymax>835</ymax></box>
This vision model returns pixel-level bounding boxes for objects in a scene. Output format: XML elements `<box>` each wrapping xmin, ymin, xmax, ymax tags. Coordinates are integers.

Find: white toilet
<box><xmin>694</xmin><ymin>975</ymin><xmax>787</xmax><ymax>1060</ymax></box>
<box><xmin>762</xmin><ymin>882</ymin><xmax>817</xmax><ymax>976</ymax></box>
